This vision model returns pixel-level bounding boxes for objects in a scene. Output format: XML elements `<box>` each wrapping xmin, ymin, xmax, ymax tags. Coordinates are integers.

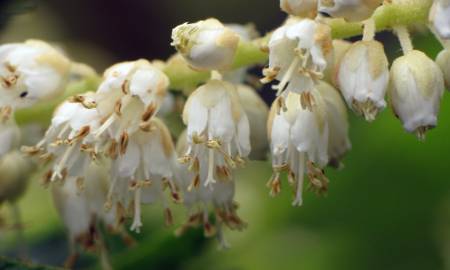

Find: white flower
<box><xmin>171</xmin><ymin>18</ymin><xmax>240</xmax><ymax>71</ymax></box>
<box><xmin>318</xmin><ymin>0</ymin><xmax>382</xmax><ymax>22</ymax></box>
<box><xmin>316</xmin><ymin>81</ymin><xmax>351</xmax><ymax>168</ymax></box>
<box><xmin>181</xmin><ymin>79</ymin><xmax>251</xmax><ymax>188</ymax></box>
<box><xmin>175</xmin><ymin>129</ymin><xmax>246</xmax><ymax>246</ymax></box>
<box><xmin>0</xmin><ymin>40</ymin><xmax>71</xmax><ymax>110</ymax></box>
<box><xmin>22</xmin><ymin>96</ymin><xmax>101</xmax><ymax>184</ymax></box>
<box><xmin>262</xmin><ymin>18</ymin><xmax>332</xmax><ymax>101</ymax></box>
<box><xmin>388</xmin><ymin>50</ymin><xmax>445</xmax><ymax>140</ymax></box>
<box><xmin>106</xmin><ymin>118</ymin><xmax>179</xmax><ymax>233</ymax></box>
<box><xmin>337</xmin><ymin>40</ymin><xmax>389</xmax><ymax>121</ymax></box>
<box><xmin>267</xmin><ymin>91</ymin><xmax>329</xmax><ymax>206</ymax></box>
<box><xmin>236</xmin><ymin>84</ymin><xmax>269</xmax><ymax>160</ymax></box>
<box><xmin>430</xmin><ymin>0</ymin><xmax>450</xmax><ymax>40</ymax></box>
<box><xmin>280</xmin><ymin>0</ymin><xmax>318</xmax><ymax>18</ymax></box>
<box><xmin>436</xmin><ymin>48</ymin><xmax>450</xmax><ymax>88</ymax></box>
<box><xmin>52</xmin><ymin>163</ymin><xmax>115</xmax><ymax>250</ymax></box>
<box><xmin>93</xmin><ymin>60</ymin><xmax>169</xmax><ymax>140</ymax></box>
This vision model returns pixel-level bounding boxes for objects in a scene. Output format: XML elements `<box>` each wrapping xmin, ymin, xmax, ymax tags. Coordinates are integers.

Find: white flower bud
<box><xmin>389</xmin><ymin>50</ymin><xmax>445</xmax><ymax>139</ymax></box>
<box><xmin>280</xmin><ymin>0</ymin><xmax>318</xmax><ymax>18</ymax></box>
<box><xmin>236</xmin><ymin>84</ymin><xmax>269</xmax><ymax>160</ymax></box>
<box><xmin>337</xmin><ymin>40</ymin><xmax>389</xmax><ymax>121</ymax></box>
<box><xmin>267</xmin><ymin>91</ymin><xmax>329</xmax><ymax>206</ymax></box>
<box><xmin>436</xmin><ymin>48</ymin><xmax>450</xmax><ymax>88</ymax></box>
<box><xmin>263</xmin><ymin>18</ymin><xmax>332</xmax><ymax>98</ymax></box>
<box><xmin>430</xmin><ymin>0</ymin><xmax>450</xmax><ymax>40</ymax></box>
<box><xmin>171</xmin><ymin>18</ymin><xmax>240</xmax><ymax>71</ymax></box>
<box><xmin>0</xmin><ymin>40</ymin><xmax>71</xmax><ymax>110</ymax></box>
<box><xmin>316</xmin><ymin>81</ymin><xmax>351</xmax><ymax>168</ymax></box>
<box><xmin>318</xmin><ymin>0</ymin><xmax>382</xmax><ymax>22</ymax></box>
<box><xmin>0</xmin><ymin>151</ymin><xmax>33</xmax><ymax>204</ymax></box>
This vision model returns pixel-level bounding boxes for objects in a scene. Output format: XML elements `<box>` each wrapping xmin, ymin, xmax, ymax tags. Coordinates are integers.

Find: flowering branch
<box><xmin>15</xmin><ymin>0</ymin><xmax>433</xmax><ymax>124</ymax></box>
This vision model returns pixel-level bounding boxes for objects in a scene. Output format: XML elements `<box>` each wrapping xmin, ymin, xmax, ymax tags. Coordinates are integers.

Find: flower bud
<box><xmin>0</xmin><ymin>151</ymin><xmax>33</xmax><ymax>204</ymax></box>
<box><xmin>389</xmin><ymin>50</ymin><xmax>445</xmax><ymax>139</ymax></box>
<box><xmin>280</xmin><ymin>0</ymin><xmax>318</xmax><ymax>18</ymax></box>
<box><xmin>0</xmin><ymin>40</ymin><xmax>71</xmax><ymax>110</ymax></box>
<box><xmin>436</xmin><ymin>48</ymin><xmax>450</xmax><ymax>89</ymax></box>
<box><xmin>430</xmin><ymin>0</ymin><xmax>450</xmax><ymax>40</ymax></box>
<box><xmin>318</xmin><ymin>0</ymin><xmax>382</xmax><ymax>22</ymax></box>
<box><xmin>337</xmin><ymin>40</ymin><xmax>389</xmax><ymax>121</ymax></box>
<box><xmin>316</xmin><ymin>81</ymin><xmax>351</xmax><ymax>168</ymax></box>
<box><xmin>171</xmin><ymin>18</ymin><xmax>240</xmax><ymax>71</ymax></box>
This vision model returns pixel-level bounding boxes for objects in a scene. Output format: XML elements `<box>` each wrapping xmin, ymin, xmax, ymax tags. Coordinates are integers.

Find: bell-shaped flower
<box><xmin>267</xmin><ymin>91</ymin><xmax>329</xmax><ymax>206</ymax></box>
<box><xmin>318</xmin><ymin>0</ymin><xmax>382</xmax><ymax>22</ymax></box>
<box><xmin>388</xmin><ymin>50</ymin><xmax>445</xmax><ymax>140</ymax></box>
<box><xmin>430</xmin><ymin>0</ymin><xmax>450</xmax><ymax>40</ymax></box>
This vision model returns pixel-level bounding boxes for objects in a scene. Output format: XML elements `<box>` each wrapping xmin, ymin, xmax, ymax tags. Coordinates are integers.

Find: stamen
<box><xmin>95</xmin><ymin>114</ymin><xmax>117</xmax><ymax>139</ymax></box>
<box><xmin>273</xmin><ymin>57</ymin><xmax>301</xmax><ymax>96</ymax></box>
<box><xmin>205</xmin><ymin>148</ymin><xmax>216</xmax><ymax>187</ymax></box>
<box><xmin>51</xmin><ymin>144</ymin><xmax>76</xmax><ymax>182</ymax></box>
<box><xmin>292</xmin><ymin>153</ymin><xmax>305</xmax><ymax>206</ymax></box>
<box><xmin>130</xmin><ymin>188</ymin><xmax>142</xmax><ymax>233</ymax></box>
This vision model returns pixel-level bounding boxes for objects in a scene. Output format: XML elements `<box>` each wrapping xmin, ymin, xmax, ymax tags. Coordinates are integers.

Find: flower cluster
<box><xmin>1</xmin><ymin>0</ymin><xmax>449</xmax><ymax>266</ymax></box>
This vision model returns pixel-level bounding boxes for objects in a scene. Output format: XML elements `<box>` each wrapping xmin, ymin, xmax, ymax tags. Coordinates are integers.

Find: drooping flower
<box><xmin>22</xmin><ymin>94</ymin><xmax>101</xmax><ymax>185</ymax></box>
<box><xmin>93</xmin><ymin>59</ymin><xmax>169</xmax><ymax>142</ymax></box>
<box><xmin>267</xmin><ymin>91</ymin><xmax>329</xmax><ymax>206</ymax></box>
<box><xmin>430</xmin><ymin>0</ymin><xmax>450</xmax><ymax>40</ymax></box>
<box><xmin>180</xmin><ymin>79</ymin><xmax>251</xmax><ymax>188</ymax></box>
<box><xmin>0</xmin><ymin>40</ymin><xmax>71</xmax><ymax>110</ymax></box>
<box><xmin>51</xmin><ymin>162</ymin><xmax>117</xmax><ymax>267</ymax></box>
<box><xmin>106</xmin><ymin>118</ymin><xmax>179</xmax><ymax>233</ymax></box>
<box><xmin>388</xmin><ymin>50</ymin><xmax>445</xmax><ymax>140</ymax></box>
<box><xmin>280</xmin><ymin>0</ymin><xmax>318</xmax><ymax>18</ymax></box>
<box><xmin>337</xmin><ymin>40</ymin><xmax>389</xmax><ymax>121</ymax></box>
<box><xmin>318</xmin><ymin>0</ymin><xmax>383</xmax><ymax>22</ymax></box>
<box><xmin>171</xmin><ymin>18</ymin><xmax>240</xmax><ymax>71</ymax></box>
<box><xmin>175</xmin><ymin>129</ymin><xmax>246</xmax><ymax>247</ymax></box>
<box><xmin>316</xmin><ymin>81</ymin><xmax>351</xmax><ymax>168</ymax></box>
<box><xmin>262</xmin><ymin>18</ymin><xmax>332</xmax><ymax>107</ymax></box>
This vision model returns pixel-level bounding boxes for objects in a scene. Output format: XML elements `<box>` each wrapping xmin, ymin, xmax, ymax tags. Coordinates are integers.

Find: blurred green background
<box><xmin>1</xmin><ymin>0</ymin><xmax>450</xmax><ymax>270</ymax></box>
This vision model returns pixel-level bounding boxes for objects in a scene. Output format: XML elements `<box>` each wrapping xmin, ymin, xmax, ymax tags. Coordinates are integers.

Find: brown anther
<box><xmin>39</xmin><ymin>152</ymin><xmax>54</xmax><ymax>163</ymax></box>
<box><xmin>203</xmin><ymin>222</ymin><xmax>216</xmax><ymax>237</ymax></box>
<box><xmin>68</xmin><ymin>95</ymin><xmax>84</xmax><ymax>104</ymax></box>
<box><xmin>60</xmin><ymin>168</ymin><xmax>68</xmax><ymax>183</ymax></box>
<box><xmin>139</xmin><ymin>121</ymin><xmax>155</xmax><ymax>132</ymax></box>
<box><xmin>142</xmin><ymin>179</ymin><xmax>152</xmax><ymax>187</ymax></box>
<box><xmin>120</xmin><ymin>131</ymin><xmax>129</xmax><ymax>155</ymax></box>
<box><xmin>141</xmin><ymin>103</ymin><xmax>157</xmax><ymax>122</ymax></box>
<box><xmin>74</xmin><ymin>126</ymin><xmax>90</xmax><ymax>141</ymax></box>
<box><xmin>192</xmin><ymin>133</ymin><xmax>206</xmax><ymax>144</ymax></box>
<box><xmin>188</xmin><ymin>174</ymin><xmax>200</xmax><ymax>191</ymax></box>
<box><xmin>273</xmin><ymin>163</ymin><xmax>289</xmax><ymax>173</ymax></box>
<box><xmin>261</xmin><ymin>66</ymin><xmax>280</xmax><ymax>84</ymax></box>
<box><xmin>287</xmin><ymin>170</ymin><xmax>296</xmax><ymax>186</ymax></box>
<box><xmin>108</xmin><ymin>139</ymin><xmax>118</xmax><ymax>159</ymax></box>
<box><xmin>21</xmin><ymin>145</ymin><xmax>42</xmax><ymax>155</ymax></box>
<box><xmin>206</xmin><ymin>139</ymin><xmax>221</xmax><ymax>149</ymax></box>
<box><xmin>178</xmin><ymin>155</ymin><xmax>191</xmax><ymax>164</ymax></box>
<box><xmin>121</xmin><ymin>79</ymin><xmax>130</xmax><ymax>94</ymax></box>
<box><xmin>164</xmin><ymin>208</ymin><xmax>173</xmax><ymax>227</ymax></box>
<box><xmin>0</xmin><ymin>106</ymin><xmax>12</xmax><ymax>122</ymax></box>
<box><xmin>267</xmin><ymin>174</ymin><xmax>281</xmax><ymax>196</ymax></box>
<box><xmin>114</xmin><ymin>99</ymin><xmax>122</xmax><ymax>116</ymax></box>
<box><xmin>216</xmin><ymin>166</ymin><xmax>231</xmax><ymax>181</ymax></box>
<box><xmin>115</xmin><ymin>202</ymin><xmax>126</xmax><ymax>226</ymax></box>
<box><xmin>300</xmin><ymin>92</ymin><xmax>315</xmax><ymax>111</ymax></box>
<box><xmin>187</xmin><ymin>157</ymin><xmax>199</xmax><ymax>172</ymax></box>
<box><xmin>234</xmin><ymin>156</ymin><xmax>246</xmax><ymax>167</ymax></box>
<box><xmin>41</xmin><ymin>170</ymin><xmax>53</xmax><ymax>188</ymax></box>
<box><xmin>129</xmin><ymin>180</ymin><xmax>139</xmax><ymax>191</ymax></box>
